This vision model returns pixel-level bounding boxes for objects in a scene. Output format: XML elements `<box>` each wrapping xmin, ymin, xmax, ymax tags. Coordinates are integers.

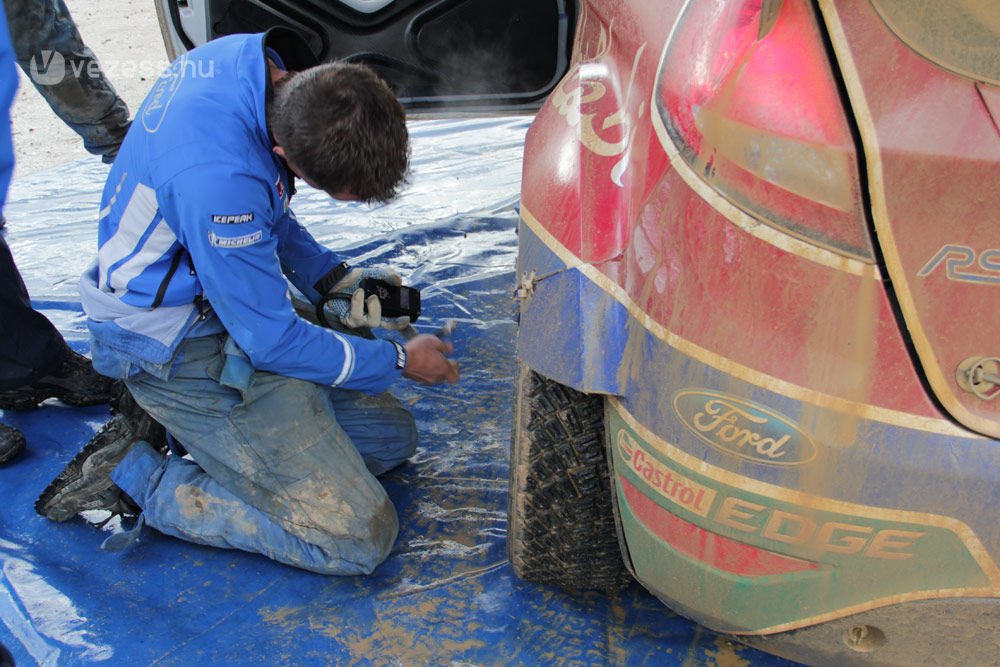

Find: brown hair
<box><xmin>269</xmin><ymin>62</ymin><xmax>409</xmax><ymax>203</ymax></box>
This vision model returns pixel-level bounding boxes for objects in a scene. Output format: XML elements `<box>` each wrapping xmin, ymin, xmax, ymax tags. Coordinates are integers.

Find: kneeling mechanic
<box><xmin>35</xmin><ymin>27</ymin><xmax>459</xmax><ymax>575</ymax></box>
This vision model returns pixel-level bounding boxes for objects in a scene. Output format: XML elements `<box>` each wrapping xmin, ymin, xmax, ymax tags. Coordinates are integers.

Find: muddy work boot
<box><xmin>35</xmin><ymin>388</ymin><xmax>166</xmax><ymax>522</ymax></box>
<box><xmin>0</xmin><ymin>422</ymin><xmax>26</xmax><ymax>465</ymax></box>
<box><xmin>0</xmin><ymin>347</ymin><xmax>115</xmax><ymax>411</ymax></box>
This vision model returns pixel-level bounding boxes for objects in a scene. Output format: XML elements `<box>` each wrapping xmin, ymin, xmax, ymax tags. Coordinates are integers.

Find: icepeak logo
<box><xmin>28</xmin><ymin>50</ymin><xmax>66</xmax><ymax>86</ymax></box>
<box><xmin>673</xmin><ymin>390</ymin><xmax>819</xmax><ymax>466</ymax></box>
<box><xmin>212</xmin><ymin>213</ymin><xmax>254</xmax><ymax>224</ymax></box>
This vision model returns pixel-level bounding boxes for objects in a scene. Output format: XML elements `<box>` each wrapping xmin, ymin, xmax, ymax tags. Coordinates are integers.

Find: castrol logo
<box><xmin>616</xmin><ymin>429</ymin><xmax>716</xmax><ymax>517</ymax></box>
<box><xmin>673</xmin><ymin>390</ymin><xmax>819</xmax><ymax>466</ymax></box>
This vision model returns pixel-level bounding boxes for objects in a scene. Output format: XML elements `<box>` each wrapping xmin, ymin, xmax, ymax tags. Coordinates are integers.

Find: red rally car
<box><xmin>506</xmin><ymin>0</ymin><xmax>1000</xmax><ymax>664</ymax></box>
<box><xmin>159</xmin><ymin>0</ymin><xmax>998</xmax><ymax>663</ymax></box>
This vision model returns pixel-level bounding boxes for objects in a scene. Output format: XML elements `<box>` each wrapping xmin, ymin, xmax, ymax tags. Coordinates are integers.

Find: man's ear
<box><xmin>273</xmin><ymin>145</ymin><xmax>286</xmax><ymax>159</ymax></box>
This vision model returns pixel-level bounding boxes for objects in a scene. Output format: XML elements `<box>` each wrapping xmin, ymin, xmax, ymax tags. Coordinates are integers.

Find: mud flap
<box><xmin>516</xmin><ymin>264</ymin><xmax>627</xmax><ymax>395</ymax></box>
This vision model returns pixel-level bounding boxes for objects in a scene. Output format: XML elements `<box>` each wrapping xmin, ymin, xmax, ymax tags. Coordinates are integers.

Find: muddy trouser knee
<box><xmin>110</xmin><ymin>334</ymin><xmax>418</xmax><ymax>575</ymax></box>
<box><xmin>5</xmin><ymin>0</ymin><xmax>130</xmax><ymax>161</ymax></box>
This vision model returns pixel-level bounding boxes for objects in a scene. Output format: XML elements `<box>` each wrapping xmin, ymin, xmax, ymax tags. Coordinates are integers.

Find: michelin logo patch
<box><xmin>212</xmin><ymin>212</ymin><xmax>255</xmax><ymax>224</ymax></box>
<box><xmin>209</xmin><ymin>230</ymin><xmax>262</xmax><ymax>248</ymax></box>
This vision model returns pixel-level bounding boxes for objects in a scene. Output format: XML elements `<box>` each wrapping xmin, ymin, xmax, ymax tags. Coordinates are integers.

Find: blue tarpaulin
<box><xmin>0</xmin><ymin>117</ymin><xmax>798</xmax><ymax>666</ymax></box>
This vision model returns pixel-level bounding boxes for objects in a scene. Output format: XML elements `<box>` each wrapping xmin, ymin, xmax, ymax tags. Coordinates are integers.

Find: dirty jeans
<box><xmin>111</xmin><ymin>334</ymin><xmax>418</xmax><ymax>575</ymax></box>
<box><xmin>5</xmin><ymin>0</ymin><xmax>130</xmax><ymax>161</ymax></box>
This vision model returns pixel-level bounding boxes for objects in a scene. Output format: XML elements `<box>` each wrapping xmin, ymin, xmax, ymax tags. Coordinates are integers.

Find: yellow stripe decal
<box><xmin>520</xmin><ymin>205</ymin><xmax>978</xmax><ymax>438</ymax></box>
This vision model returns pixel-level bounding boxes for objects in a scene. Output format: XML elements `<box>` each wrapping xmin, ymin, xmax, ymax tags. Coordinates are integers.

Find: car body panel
<box><xmin>610</xmin><ymin>400</ymin><xmax>996</xmax><ymax>634</ymax></box>
<box><xmin>519</xmin><ymin>0</ymin><xmax>949</xmax><ymax>418</ymax></box>
<box><xmin>517</xmin><ymin>219</ymin><xmax>1000</xmax><ymax>633</ymax></box>
<box><xmin>820</xmin><ymin>0</ymin><xmax>1000</xmax><ymax>440</ymax></box>
<box><xmin>516</xmin><ymin>0</ymin><xmax>1000</xmax><ymax>637</ymax></box>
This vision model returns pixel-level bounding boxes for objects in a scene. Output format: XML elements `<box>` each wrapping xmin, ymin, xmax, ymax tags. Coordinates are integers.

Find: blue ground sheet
<box><xmin>0</xmin><ymin>117</ymin><xmax>799</xmax><ymax>666</ymax></box>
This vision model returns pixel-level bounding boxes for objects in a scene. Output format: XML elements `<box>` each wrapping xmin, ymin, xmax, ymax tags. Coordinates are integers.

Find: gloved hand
<box><xmin>323</xmin><ymin>267</ymin><xmax>413</xmax><ymax>330</ymax></box>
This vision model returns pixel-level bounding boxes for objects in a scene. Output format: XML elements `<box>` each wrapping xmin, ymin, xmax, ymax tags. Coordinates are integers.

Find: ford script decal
<box><xmin>673</xmin><ymin>390</ymin><xmax>818</xmax><ymax>466</ymax></box>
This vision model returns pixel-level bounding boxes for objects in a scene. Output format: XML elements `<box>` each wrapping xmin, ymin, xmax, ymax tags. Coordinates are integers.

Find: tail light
<box><xmin>658</xmin><ymin>0</ymin><xmax>873</xmax><ymax>260</ymax></box>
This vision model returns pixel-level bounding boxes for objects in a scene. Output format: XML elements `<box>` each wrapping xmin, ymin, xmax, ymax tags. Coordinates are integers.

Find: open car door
<box><xmin>154</xmin><ymin>0</ymin><xmax>576</xmax><ymax>113</ymax></box>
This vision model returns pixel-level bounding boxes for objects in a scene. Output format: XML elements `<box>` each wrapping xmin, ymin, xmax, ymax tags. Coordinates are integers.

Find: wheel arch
<box><xmin>515</xmin><ymin>215</ymin><xmax>628</xmax><ymax>397</ymax></box>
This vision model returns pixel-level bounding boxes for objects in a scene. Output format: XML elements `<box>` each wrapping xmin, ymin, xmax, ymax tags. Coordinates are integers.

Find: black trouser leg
<box><xmin>5</xmin><ymin>0</ymin><xmax>131</xmax><ymax>162</ymax></box>
<box><xmin>0</xmin><ymin>232</ymin><xmax>65</xmax><ymax>390</ymax></box>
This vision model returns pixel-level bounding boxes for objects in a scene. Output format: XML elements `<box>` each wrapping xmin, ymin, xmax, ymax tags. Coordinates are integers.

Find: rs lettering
<box><xmin>918</xmin><ymin>244</ymin><xmax>1000</xmax><ymax>285</ymax></box>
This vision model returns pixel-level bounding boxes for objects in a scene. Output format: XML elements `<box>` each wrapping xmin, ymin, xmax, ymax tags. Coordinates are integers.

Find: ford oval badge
<box><xmin>673</xmin><ymin>390</ymin><xmax>819</xmax><ymax>466</ymax></box>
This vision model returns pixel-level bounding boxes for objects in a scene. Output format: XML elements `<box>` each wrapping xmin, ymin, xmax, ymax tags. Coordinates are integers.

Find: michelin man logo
<box><xmin>29</xmin><ymin>50</ymin><xmax>66</xmax><ymax>86</ymax></box>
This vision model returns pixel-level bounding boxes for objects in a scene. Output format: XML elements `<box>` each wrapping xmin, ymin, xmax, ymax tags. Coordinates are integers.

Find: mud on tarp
<box><xmin>0</xmin><ymin>117</ymin><xmax>797</xmax><ymax>666</ymax></box>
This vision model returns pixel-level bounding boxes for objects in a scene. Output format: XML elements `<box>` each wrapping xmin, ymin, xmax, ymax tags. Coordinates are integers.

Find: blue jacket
<box><xmin>0</xmin><ymin>0</ymin><xmax>16</xmax><ymax>212</ymax></box>
<box><xmin>81</xmin><ymin>31</ymin><xmax>403</xmax><ymax>394</ymax></box>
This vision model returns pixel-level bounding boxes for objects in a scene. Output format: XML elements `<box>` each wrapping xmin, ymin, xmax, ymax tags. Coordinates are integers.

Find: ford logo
<box><xmin>673</xmin><ymin>390</ymin><xmax>819</xmax><ymax>466</ymax></box>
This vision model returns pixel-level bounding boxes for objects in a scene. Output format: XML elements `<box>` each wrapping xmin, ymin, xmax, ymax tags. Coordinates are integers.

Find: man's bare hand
<box><xmin>402</xmin><ymin>334</ymin><xmax>460</xmax><ymax>385</ymax></box>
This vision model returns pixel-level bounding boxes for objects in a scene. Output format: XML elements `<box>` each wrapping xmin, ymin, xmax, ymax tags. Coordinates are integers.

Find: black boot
<box><xmin>0</xmin><ymin>641</ymin><xmax>14</xmax><ymax>667</ymax></box>
<box><xmin>35</xmin><ymin>386</ymin><xmax>167</xmax><ymax>522</ymax></box>
<box><xmin>0</xmin><ymin>347</ymin><xmax>115</xmax><ymax>411</ymax></box>
<box><xmin>0</xmin><ymin>422</ymin><xmax>25</xmax><ymax>465</ymax></box>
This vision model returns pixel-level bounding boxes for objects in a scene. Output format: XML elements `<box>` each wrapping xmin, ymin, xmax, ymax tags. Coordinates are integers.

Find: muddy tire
<box><xmin>507</xmin><ymin>363</ymin><xmax>630</xmax><ymax>593</ymax></box>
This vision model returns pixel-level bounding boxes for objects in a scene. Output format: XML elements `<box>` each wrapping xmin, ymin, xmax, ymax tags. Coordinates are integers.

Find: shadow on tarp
<box><xmin>0</xmin><ymin>117</ymin><xmax>798</xmax><ymax>666</ymax></box>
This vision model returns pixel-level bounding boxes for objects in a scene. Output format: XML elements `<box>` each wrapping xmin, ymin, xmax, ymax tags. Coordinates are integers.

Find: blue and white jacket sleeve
<box><xmin>159</xmin><ymin>166</ymin><xmax>403</xmax><ymax>393</ymax></box>
<box><xmin>272</xmin><ymin>207</ymin><xmax>344</xmax><ymax>304</ymax></box>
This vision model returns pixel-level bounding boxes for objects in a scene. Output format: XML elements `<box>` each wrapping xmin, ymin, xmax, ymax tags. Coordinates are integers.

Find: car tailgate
<box><xmin>821</xmin><ymin>0</ymin><xmax>1000</xmax><ymax>438</ymax></box>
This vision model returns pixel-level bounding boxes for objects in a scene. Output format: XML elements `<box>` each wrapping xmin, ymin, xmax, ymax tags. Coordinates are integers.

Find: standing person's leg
<box><xmin>5</xmin><ymin>0</ymin><xmax>130</xmax><ymax>162</ymax></box>
<box><xmin>0</xmin><ymin>231</ymin><xmax>57</xmax><ymax>462</ymax></box>
<box><xmin>0</xmin><ymin>231</ymin><xmax>64</xmax><ymax>389</ymax></box>
<box><xmin>0</xmin><ymin>0</ymin><xmax>119</xmax><ymax>465</ymax></box>
<box><xmin>0</xmin><ymin>232</ymin><xmax>113</xmax><ymax>463</ymax></box>
<box><xmin>0</xmin><ymin>232</ymin><xmax>113</xmax><ymax>410</ymax></box>
<box><xmin>114</xmin><ymin>335</ymin><xmax>410</xmax><ymax>574</ymax></box>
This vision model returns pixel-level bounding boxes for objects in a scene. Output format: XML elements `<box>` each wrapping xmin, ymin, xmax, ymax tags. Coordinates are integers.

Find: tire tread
<box><xmin>508</xmin><ymin>365</ymin><xmax>629</xmax><ymax>593</ymax></box>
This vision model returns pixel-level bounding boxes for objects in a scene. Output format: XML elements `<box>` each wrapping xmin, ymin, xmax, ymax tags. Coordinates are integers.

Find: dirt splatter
<box><xmin>704</xmin><ymin>636</ymin><xmax>752</xmax><ymax>667</ymax></box>
<box><xmin>175</xmin><ymin>484</ymin><xmax>259</xmax><ymax>537</ymax></box>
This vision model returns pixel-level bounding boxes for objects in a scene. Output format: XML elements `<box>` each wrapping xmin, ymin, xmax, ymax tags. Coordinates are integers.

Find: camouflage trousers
<box><xmin>4</xmin><ymin>0</ymin><xmax>130</xmax><ymax>162</ymax></box>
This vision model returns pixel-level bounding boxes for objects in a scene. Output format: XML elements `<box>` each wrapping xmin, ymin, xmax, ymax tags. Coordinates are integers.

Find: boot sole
<box><xmin>0</xmin><ymin>431</ymin><xmax>25</xmax><ymax>465</ymax></box>
<box><xmin>35</xmin><ymin>417</ymin><xmax>136</xmax><ymax>522</ymax></box>
<box><xmin>0</xmin><ymin>383</ymin><xmax>112</xmax><ymax>411</ymax></box>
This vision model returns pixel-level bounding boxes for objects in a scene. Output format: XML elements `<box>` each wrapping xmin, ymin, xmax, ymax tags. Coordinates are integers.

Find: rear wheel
<box><xmin>507</xmin><ymin>363</ymin><xmax>630</xmax><ymax>593</ymax></box>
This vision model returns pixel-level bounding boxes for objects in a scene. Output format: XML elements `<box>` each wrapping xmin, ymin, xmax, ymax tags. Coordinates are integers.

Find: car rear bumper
<box><xmin>608</xmin><ymin>398</ymin><xmax>997</xmax><ymax>634</ymax></box>
<box><xmin>516</xmin><ymin>213</ymin><xmax>1000</xmax><ymax>634</ymax></box>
